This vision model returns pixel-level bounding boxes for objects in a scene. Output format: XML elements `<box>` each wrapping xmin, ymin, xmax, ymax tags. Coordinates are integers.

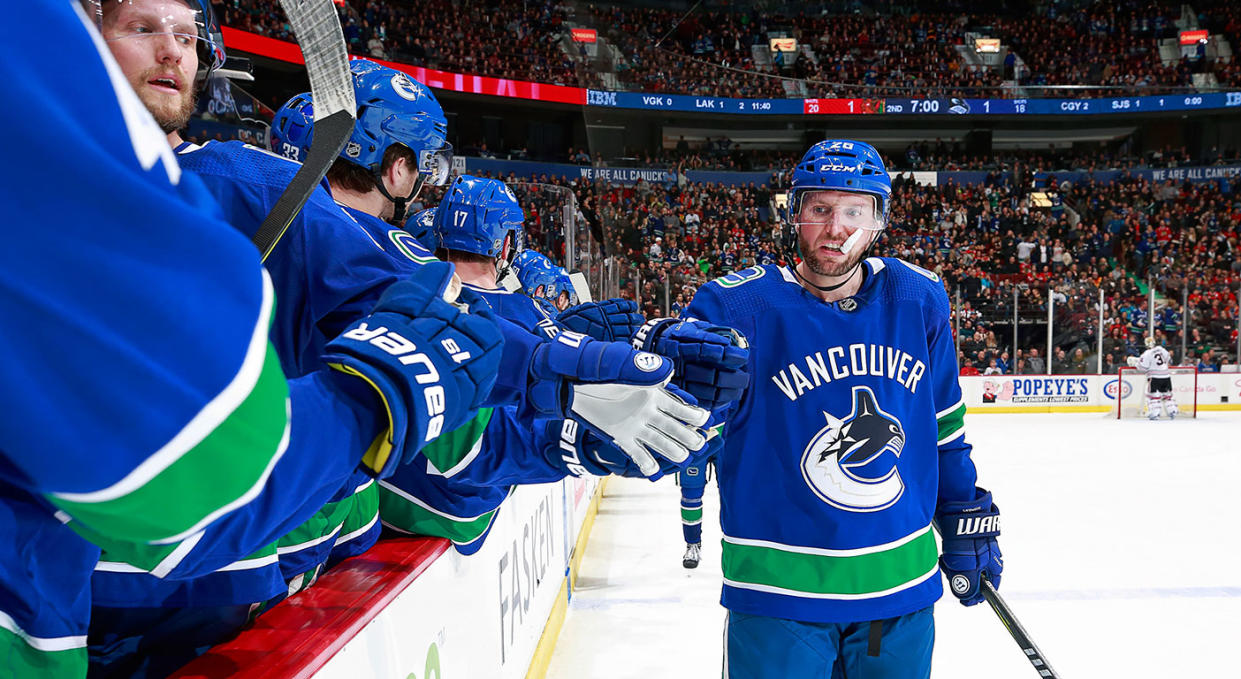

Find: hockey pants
<box><xmin>724</xmin><ymin>606</ymin><xmax>934</xmax><ymax>679</ymax></box>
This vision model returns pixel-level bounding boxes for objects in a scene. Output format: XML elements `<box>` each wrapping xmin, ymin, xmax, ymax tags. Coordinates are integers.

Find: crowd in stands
<box><xmin>220</xmin><ymin>0</ymin><xmax>1238</xmax><ymax>101</ymax></box>
<box><xmin>420</xmin><ymin>146</ymin><xmax>1238</xmax><ymax>373</ymax></box>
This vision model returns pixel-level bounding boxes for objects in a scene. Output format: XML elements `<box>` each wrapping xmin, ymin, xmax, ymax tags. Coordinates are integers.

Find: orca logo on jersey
<box><xmin>800</xmin><ymin>386</ymin><xmax>906</xmax><ymax>512</ymax></box>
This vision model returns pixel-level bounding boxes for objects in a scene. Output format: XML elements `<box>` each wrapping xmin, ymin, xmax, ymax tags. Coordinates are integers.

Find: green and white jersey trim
<box><xmin>936</xmin><ymin>399</ymin><xmax>967</xmax><ymax>446</ymax></box>
<box><xmin>378</xmin><ymin>481</ymin><xmax>504</xmax><ymax>546</ymax></box>
<box><xmin>0</xmin><ymin>611</ymin><xmax>86</xmax><ymax>653</ymax></box>
<box><xmin>421</xmin><ymin>409</ymin><xmax>492</xmax><ymax>477</ymax></box>
<box><xmin>0</xmin><ymin>609</ymin><xmax>88</xmax><ymax>679</ymax></box>
<box><xmin>721</xmin><ymin>524</ymin><xmax>939</xmax><ymax>600</ymax></box>
<box><xmin>50</xmin><ymin>271</ymin><xmax>292</xmax><ymax>547</ymax></box>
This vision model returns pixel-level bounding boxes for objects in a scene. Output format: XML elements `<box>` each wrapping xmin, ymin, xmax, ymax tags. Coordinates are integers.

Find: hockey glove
<box><xmin>934</xmin><ymin>487</ymin><xmax>1003</xmax><ymax>607</ymax></box>
<box><xmin>633</xmin><ymin>318</ymin><xmax>750</xmax><ymax>412</ymax></box>
<box><xmin>527</xmin><ymin>332</ymin><xmax>710</xmax><ymax>477</ymax></box>
<box><xmin>1126</xmin><ymin>356</ymin><xmax>1140</xmax><ymax>368</ymax></box>
<box><xmin>324</xmin><ymin>262</ymin><xmax>505</xmax><ymax>479</ymax></box>
<box><xmin>557</xmin><ymin>298</ymin><xmax>646</xmax><ymax>342</ymax></box>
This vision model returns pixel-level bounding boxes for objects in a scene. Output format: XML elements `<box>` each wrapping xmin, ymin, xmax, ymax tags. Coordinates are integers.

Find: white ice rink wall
<box><xmin>959</xmin><ymin>372</ymin><xmax>1241</xmax><ymax>412</ymax></box>
<box><xmin>309</xmin><ymin>476</ymin><xmax>601</xmax><ymax>679</ymax></box>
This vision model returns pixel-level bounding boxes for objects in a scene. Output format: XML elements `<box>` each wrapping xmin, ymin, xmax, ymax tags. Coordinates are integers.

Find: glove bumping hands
<box><xmin>323</xmin><ymin>261</ymin><xmax>504</xmax><ymax>478</ymax></box>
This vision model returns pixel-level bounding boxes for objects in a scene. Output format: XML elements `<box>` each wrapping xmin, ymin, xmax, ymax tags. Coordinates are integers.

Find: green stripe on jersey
<box><xmin>0</xmin><ymin>617</ymin><xmax>87</xmax><ymax>679</ymax></box>
<box><xmin>420</xmin><ymin>409</ymin><xmax>493</xmax><ymax>475</ymax></box>
<box><xmin>50</xmin><ymin>276</ymin><xmax>290</xmax><ymax>545</ymax></box>
<box><xmin>936</xmin><ymin>402</ymin><xmax>967</xmax><ymax>443</ymax></box>
<box><xmin>334</xmin><ymin>481</ymin><xmax>379</xmax><ymax>547</ymax></box>
<box><xmin>722</xmin><ymin>527</ymin><xmax>938</xmax><ymax>598</ymax></box>
<box><xmin>378</xmin><ymin>482</ymin><xmax>499</xmax><ymax>545</ymax></box>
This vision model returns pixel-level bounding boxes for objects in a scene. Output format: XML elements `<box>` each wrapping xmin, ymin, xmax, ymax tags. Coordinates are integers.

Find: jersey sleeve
<box><xmin>924</xmin><ymin>285</ymin><xmax>979</xmax><ymax>504</ymax></box>
<box><xmin>0</xmin><ymin>7</ymin><xmax>389</xmax><ymax>572</ymax></box>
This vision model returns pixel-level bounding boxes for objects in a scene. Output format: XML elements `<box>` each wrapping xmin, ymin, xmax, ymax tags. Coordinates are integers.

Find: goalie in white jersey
<box><xmin>1127</xmin><ymin>337</ymin><xmax>1178</xmax><ymax>419</ymax></box>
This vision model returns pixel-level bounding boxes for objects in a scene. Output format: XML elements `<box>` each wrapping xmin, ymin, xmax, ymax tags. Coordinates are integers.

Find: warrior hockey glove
<box><xmin>935</xmin><ymin>487</ymin><xmax>1003</xmax><ymax>607</ymax></box>
<box><xmin>633</xmin><ymin>318</ymin><xmax>750</xmax><ymax>412</ymax></box>
<box><xmin>557</xmin><ymin>299</ymin><xmax>645</xmax><ymax>342</ymax></box>
<box><xmin>527</xmin><ymin>331</ymin><xmax>710</xmax><ymax>477</ymax></box>
<box><xmin>324</xmin><ymin>262</ymin><xmax>504</xmax><ymax>479</ymax></box>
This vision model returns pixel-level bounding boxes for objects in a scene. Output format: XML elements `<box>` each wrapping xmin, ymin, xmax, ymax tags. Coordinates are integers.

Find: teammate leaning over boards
<box><xmin>683</xmin><ymin>140</ymin><xmax>1003</xmax><ymax>679</ymax></box>
<box><xmin>1128</xmin><ymin>337</ymin><xmax>1178</xmax><ymax>419</ymax></box>
<box><xmin>1</xmin><ymin>4</ymin><xmax>500</xmax><ymax>677</ymax></box>
<box><xmin>377</xmin><ymin>176</ymin><xmax>751</xmax><ymax>549</ymax></box>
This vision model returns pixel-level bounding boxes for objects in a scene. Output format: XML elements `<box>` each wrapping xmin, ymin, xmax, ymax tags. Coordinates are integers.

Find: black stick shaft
<box><xmin>981</xmin><ymin>579</ymin><xmax>1062</xmax><ymax>678</ymax></box>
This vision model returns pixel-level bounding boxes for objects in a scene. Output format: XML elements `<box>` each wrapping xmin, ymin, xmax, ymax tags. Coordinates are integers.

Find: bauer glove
<box><xmin>323</xmin><ymin>262</ymin><xmax>504</xmax><ymax>478</ymax></box>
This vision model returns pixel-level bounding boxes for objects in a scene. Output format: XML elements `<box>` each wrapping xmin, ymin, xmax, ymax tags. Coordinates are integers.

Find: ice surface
<box><xmin>546</xmin><ymin>412</ymin><xmax>1241</xmax><ymax>678</ymax></box>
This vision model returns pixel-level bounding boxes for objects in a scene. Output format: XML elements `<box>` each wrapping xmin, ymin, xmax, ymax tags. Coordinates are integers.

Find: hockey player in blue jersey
<box><xmin>684</xmin><ymin>140</ymin><xmax>1003</xmax><ymax>678</ymax></box>
<box><xmin>677</xmin><ymin>454</ymin><xmax>716</xmax><ymax>568</ymax></box>
<box><xmin>1</xmin><ymin>4</ymin><xmax>502</xmax><ymax>677</ymax></box>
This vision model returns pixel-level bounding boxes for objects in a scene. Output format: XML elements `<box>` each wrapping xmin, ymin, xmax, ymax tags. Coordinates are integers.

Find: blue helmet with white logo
<box><xmin>346</xmin><ymin>59</ymin><xmax>452</xmax><ymax>187</ymax></box>
<box><xmin>270</xmin><ymin>92</ymin><xmax>313</xmax><ymax>162</ymax></box>
<box><xmin>787</xmin><ymin>139</ymin><xmax>891</xmax><ymax>226</ymax></box>
<box><xmin>404</xmin><ymin>208</ymin><xmax>440</xmax><ymax>252</ymax></box>
<box><xmin>553</xmin><ymin>269</ymin><xmax>579</xmax><ymax>307</ymax></box>
<box><xmin>512</xmin><ymin>251</ymin><xmax>559</xmax><ymax>300</ymax></box>
<box><xmin>433</xmin><ymin>176</ymin><xmax>525</xmax><ymax>271</ymax></box>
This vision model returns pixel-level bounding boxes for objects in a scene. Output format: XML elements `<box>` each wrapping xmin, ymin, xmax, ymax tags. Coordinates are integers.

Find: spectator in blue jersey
<box><xmin>682</xmin><ymin>140</ymin><xmax>1002</xmax><ymax>679</ymax></box>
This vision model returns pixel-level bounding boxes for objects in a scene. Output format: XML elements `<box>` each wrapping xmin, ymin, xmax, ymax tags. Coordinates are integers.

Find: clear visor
<box><xmin>93</xmin><ymin>0</ymin><xmax>223</xmax><ymax>70</ymax></box>
<box><xmin>417</xmin><ymin>144</ymin><xmax>454</xmax><ymax>186</ymax></box>
<box><xmin>790</xmin><ymin>191</ymin><xmax>885</xmax><ymax>232</ymax></box>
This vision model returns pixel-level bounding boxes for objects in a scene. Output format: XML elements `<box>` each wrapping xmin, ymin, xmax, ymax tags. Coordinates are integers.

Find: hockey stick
<box><xmin>251</xmin><ymin>0</ymin><xmax>356</xmax><ymax>262</ymax></box>
<box><xmin>980</xmin><ymin>579</ymin><xmax>1062</xmax><ymax>678</ymax></box>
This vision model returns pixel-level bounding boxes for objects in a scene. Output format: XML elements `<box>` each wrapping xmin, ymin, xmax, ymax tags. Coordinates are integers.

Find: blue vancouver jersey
<box><xmin>685</xmin><ymin>259</ymin><xmax>978</xmax><ymax>624</ymax></box>
<box><xmin>0</xmin><ymin>3</ymin><xmax>379</xmax><ymax>674</ymax></box>
<box><xmin>91</xmin><ymin>141</ymin><xmax>407</xmax><ymax>608</ymax></box>
<box><xmin>379</xmin><ymin>282</ymin><xmax>567</xmax><ymax>554</ymax></box>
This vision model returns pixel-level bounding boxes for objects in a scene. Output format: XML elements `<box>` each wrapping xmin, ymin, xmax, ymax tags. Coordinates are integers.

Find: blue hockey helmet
<box><xmin>552</xmin><ymin>269</ymin><xmax>579</xmax><ymax>308</ymax></box>
<box><xmin>433</xmin><ymin>175</ymin><xmax>524</xmax><ymax>270</ymax></box>
<box><xmin>91</xmin><ymin>0</ymin><xmax>226</xmax><ymax>93</ymax></box>
<box><xmin>404</xmin><ymin>207</ymin><xmax>440</xmax><ymax>252</ymax></box>
<box><xmin>787</xmin><ymin>139</ymin><xmax>891</xmax><ymax>226</ymax></box>
<box><xmin>513</xmin><ymin>253</ymin><xmax>559</xmax><ymax>300</ymax></box>
<box><xmin>345</xmin><ymin>59</ymin><xmax>453</xmax><ymax>186</ymax></box>
<box><xmin>270</xmin><ymin>92</ymin><xmax>313</xmax><ymax>162</ymax></box>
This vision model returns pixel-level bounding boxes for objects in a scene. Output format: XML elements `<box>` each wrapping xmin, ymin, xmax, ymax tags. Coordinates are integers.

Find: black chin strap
<box><xmin>789</xmin><ymin>229</ymin><xmax>883</xmax><ymax>294</ymax></box>
<box><xmin>373</xmin><ymin>171</ymin><xmax>425</xmax><ymax>224</ymax></box>
<box><xmin>791</xmin><ymin>260</ymin><xmax>863</xmax><ymax>292</ymax></box>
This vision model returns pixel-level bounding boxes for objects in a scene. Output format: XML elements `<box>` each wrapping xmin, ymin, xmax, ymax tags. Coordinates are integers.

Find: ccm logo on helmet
<box><xmin>342</xmin><ymin>323</ymin><xmax>447</xmax><ymax>441</ymax></box>
<box><xmin>817</xmin><ymin>162</ymin><xmax>862</xmax><ymax>173</ymax></box>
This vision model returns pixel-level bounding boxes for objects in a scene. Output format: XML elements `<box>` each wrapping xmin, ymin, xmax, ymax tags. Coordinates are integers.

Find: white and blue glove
<box><xmin>323</xmin><ymin>262</ymin><xmax>504</xmax><ymax>478</ymax></box>
<box><xmin>528</xmin><ymin>332</ymin><xmax>709</xmax><ymax>477</ymax></box>
<box><xmin>935</xmin><ymin>487</ymin><xmax>1003</xmax><ymax>606</ymax></box>
<box><xmin>633</xmin><ymin>318</ymin><xmax>750</xmax><ymax>413</ymax></box>
<box><xmin>557</xmin><ymin>299</ymin><xmax>646</xmax><ymax>342</ymax></box>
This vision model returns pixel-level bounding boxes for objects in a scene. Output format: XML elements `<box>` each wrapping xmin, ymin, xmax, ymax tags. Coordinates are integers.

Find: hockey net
<box><xmin>1116</xmin><ymin>365</ymin><xmax>1198</xmax><ymax>419</ymax></box>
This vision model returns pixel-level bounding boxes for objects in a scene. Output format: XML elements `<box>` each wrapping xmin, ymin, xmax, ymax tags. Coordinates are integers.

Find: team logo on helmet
<box><xmin>800</xmin><ymin>386</ymin><xmax>906</xmax><ymax>512</ymax></box>
<box><xmin>345</xmin><ymin>141</ymin><xmax>362</xmax><ymax>158</ymax></box>
<box><xmin>390</xmin><ymin>74</ymin><xmax>422</xmax><ymax>101</ymax></box>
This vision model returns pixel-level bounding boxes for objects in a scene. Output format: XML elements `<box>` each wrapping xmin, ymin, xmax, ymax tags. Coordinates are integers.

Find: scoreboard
<box><xmin>587</xmin><ymin>89</ymin><xmax>1241</xmax><ymax>116</ymax></box>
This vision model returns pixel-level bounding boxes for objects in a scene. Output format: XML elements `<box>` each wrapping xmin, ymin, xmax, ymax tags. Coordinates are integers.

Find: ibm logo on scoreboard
<box><xmin>586</xmin><ymin>90</ymin><xmax>618</xmax><ymax>106</ymax></box>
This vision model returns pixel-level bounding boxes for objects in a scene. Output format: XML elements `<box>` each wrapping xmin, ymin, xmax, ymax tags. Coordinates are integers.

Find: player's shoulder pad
<box><xmin>870</xmin><ymin>256</ymin><xmax>948</xmax><ymax>305</ymax></box>
<box><xmin>692</xmin><ymin>264</ymin><xmax>785</xmax><ymax>324</ymax></box>
<box><xmin>177</xmin><ymin>139</ymin><xmax>300</xmax><ymax>188</ymax></box>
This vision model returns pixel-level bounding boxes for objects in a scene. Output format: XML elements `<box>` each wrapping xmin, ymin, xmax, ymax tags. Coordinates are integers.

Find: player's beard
<box><xmin>132</xmin><ymin>69</ymin><xmax>198</xmax><ymax>134</ymax></box>
<box><xmin>798</xmin><ymin>229</ymin><xmax>870</xmax><ymax>279</ymax></box>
